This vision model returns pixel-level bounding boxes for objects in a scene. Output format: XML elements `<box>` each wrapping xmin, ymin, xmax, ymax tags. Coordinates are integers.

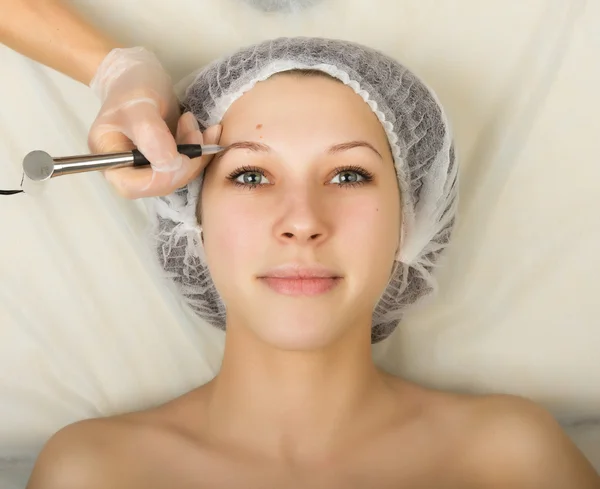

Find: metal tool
<box><xmin>22</xmin><ymin>144</ymin><xmax>225</xmax><ymax>182</ymax></box>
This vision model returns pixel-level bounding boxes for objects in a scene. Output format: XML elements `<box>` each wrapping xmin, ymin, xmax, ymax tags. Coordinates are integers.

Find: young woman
<box><xmin>27</xmin><ymin>37</ymin><xmax>600</xmax><ymax>489</ymax></box>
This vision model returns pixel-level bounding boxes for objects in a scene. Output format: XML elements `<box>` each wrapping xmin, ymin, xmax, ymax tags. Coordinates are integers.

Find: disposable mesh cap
<box><xmin>150</xmin><ymin>37</ymin><xmax>458</xmax><ymax>343</ymax></box>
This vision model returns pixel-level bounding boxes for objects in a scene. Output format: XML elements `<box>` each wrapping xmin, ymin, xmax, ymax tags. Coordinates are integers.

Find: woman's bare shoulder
<box><xmin>26</xmin><ymin>415</ymin><xmax>135</xmax><ymax>489</ymax></box>
<box><xmin>26</xmin><ymin>389</ymin><xmax>207</xmax><ymax>489</ymax></box>
<box><xmin>384</xmin><ymin>381</ymin><xmax>599</xmax><ymax>487</ymax></box>
<box><xmin>450</xmin><ymin>393</ymin><xmax>600</xmax><ymax>488</ymax></box>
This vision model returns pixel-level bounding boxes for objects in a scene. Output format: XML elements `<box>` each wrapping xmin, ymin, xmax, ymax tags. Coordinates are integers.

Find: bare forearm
<box><xmin>0</xmin><ymin>0</ymin><xmax>122</xmax><ymax>85</ymax></box>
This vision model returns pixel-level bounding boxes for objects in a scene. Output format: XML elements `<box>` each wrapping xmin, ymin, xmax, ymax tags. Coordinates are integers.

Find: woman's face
<box><xmin>200</xmin><ymin>73</ymin><xmax>401</xmax><ymax>350</ymax></box>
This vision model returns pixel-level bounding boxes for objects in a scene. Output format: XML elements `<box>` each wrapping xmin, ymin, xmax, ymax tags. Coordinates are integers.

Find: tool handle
<box><xmin>132</xmin><ymin>144</ymin><xmax>204</xmax><ymax>167</ymax></box>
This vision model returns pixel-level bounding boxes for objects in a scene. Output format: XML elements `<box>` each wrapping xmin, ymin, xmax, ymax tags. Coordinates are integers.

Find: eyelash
<box><xmin>225</xmin><ymin>165</ymin><xmax>375</xmax><ymax>190</ymax></box>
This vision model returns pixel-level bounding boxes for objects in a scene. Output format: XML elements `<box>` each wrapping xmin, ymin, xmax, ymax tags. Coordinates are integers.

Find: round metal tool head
<box><xmin>23</xmin><ymin>150</ymin><xmax>55</xmax><ymax>182</ymax></box>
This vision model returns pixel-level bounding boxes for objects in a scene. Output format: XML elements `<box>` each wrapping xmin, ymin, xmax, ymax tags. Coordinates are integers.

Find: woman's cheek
<box><xmin>210</xmin><ymin>200</ymin><xmax>263</xmax><ymax>258</ymax></box>
<box><xmin>346</xmin><ymin>202</ymin><xmax>399</xmax><ymax>258</ymax></box>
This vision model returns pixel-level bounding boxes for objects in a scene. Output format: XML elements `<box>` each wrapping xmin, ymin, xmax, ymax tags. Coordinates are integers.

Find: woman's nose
<box><xmin>273</xmin><ymin>188</ymin><xmax>330</xmax><ymax>245</ymax></box>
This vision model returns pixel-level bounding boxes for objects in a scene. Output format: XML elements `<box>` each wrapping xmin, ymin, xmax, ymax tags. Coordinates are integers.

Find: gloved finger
<box><xmin>105</xmin><ymin>117</ymin><xmax>222</xmax><ymax>199</ymax></box>
<box><xmin>119</xmin><ymin>99</ymin><xmax>183</xmax><ymax>172</ymax></box>
<box><xmin>181</xmin><ymin>122</ymin><xmax>223</xmax><ymax>183</ymax></box>
<box><xmin>88</xmin><ymin>122</ymin><xmax>139</xmax><ymax>190</ymax></box>
<box><xmin>108</xmin><ymin>113</ymin><xmax>203</xmax><ymax>198</ymax></box>
<box><xmin>88</xmin><ymin>122</ymin><xmax>136</xmax><ymax>154</ymax></box>
<box><xmin>89</xmin><ymin>100</ymin><xmax>179</xmax><ymax>195</ymax></box>
<box><xmin>103</xmin><ymin>165</ymin><xmax>172</xmax><ymax>199</ymax></box>
<box><xmin>173</xmin><ymin>113</ymin><xmax>223</xmax><ymax>182</ymax></box>
<box><xmin>132</xmin><ymin>117</ymin><xmax>223</xmax><ymax>196</ymax></box>
<box><xmin>176</xmin><ymin>111</ymin><xmax>201</xmax><ymax>144</ymax></box>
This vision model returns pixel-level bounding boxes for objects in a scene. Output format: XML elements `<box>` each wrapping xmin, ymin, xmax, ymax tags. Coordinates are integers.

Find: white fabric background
<box><xmin>1</xmin><ymin>0</ymin><xmax>599</xmax><ymax>483</ymax></box>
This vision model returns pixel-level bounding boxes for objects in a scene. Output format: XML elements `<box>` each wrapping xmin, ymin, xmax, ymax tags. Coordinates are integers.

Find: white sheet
<box><xmin>0</xmin><ymin>459</ymin><xmax>34</xmax><ymax>489</ymax></box>
<box><xmin>1</xmin><ymin>0</ymin><xmax>599</xmax><ymax>477</ymax></box>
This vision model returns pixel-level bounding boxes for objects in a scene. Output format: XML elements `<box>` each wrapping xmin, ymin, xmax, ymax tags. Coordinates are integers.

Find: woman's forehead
<box><xmin>220</xmin><ymin>75</ymin><xmax>388</xmax><ymax>141</ymax></box>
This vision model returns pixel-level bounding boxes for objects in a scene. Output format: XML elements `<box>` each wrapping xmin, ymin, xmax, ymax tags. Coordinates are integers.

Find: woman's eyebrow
<box><xmin>212</xmin><ymin>140</ymin><xmax>383</xmax><ymax>162</ymax></box>
<box><xmin>328</xmin><ymin>141</ymin><xmax>382</xmax><ymax>160</ymax></box>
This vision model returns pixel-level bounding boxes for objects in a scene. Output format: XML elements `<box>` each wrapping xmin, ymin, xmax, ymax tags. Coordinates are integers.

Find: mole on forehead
<box><xmin>256</xmin><ymin>124</ymin><xmax>263</xmax><ymax>129</ymax></box>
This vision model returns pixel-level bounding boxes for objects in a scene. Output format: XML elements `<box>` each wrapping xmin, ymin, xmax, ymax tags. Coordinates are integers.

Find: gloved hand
<box><xmin>88</xmin><ymin>46</ymin><xmax>222</xmax><ymax>198</ymax></box>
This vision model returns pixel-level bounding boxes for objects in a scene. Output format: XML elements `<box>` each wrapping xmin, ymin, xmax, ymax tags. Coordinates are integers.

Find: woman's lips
<box><xmin>260</xmin><ymin>277</ymin><xmax>342</xmax><ymax>296</ymax></box>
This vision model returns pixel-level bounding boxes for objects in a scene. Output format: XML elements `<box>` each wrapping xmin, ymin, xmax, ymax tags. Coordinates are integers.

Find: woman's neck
<box><xmin>201</xmin><ymin>320</ymin><xmax>400</xmax><ymax>463</ymax></box>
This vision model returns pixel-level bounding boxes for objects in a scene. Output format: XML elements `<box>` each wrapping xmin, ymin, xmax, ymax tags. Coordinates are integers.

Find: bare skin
<box><xmin>27</xmin><ymin>378</ymin><xmax>600</xmax><ymax>489</ymax></box>
<box><xmin>0</xmin><ymin>0</ymin><xmax>119</xmax><ymax>86</ymax></box>
<box><xmin>26</xmin><ymin>74</ymin><xmax>600</xmax><ymax>488</ymax></box>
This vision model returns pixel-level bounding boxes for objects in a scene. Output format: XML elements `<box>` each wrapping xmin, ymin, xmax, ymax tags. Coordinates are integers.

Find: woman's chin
<box><xmin>251</xmin><ymin>319</ymin><xmax>344</xmax><ymax>352</ymax></box>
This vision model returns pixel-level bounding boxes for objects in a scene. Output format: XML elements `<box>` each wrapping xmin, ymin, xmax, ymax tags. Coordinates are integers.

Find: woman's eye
<box><xmin>231</xmin><ymin>170</ymin><xmax>270</xmax><ymax>187</ymax></box>
<box><xmin>330</xmin><ymin>166</ymin><xmax>374</xmax><ymax>187</ymax></box>
<box><xmin>238</xmin><ymin>171</ymin><xmax>270</xmax><ymax>185</ymax></box>
<box><xmin>227</xmin><ymin>165</ymin><xmax>373</xmax><ymax>189</ymax></box>
<box><xmin>330</xmin><ymin>170</ymin><xmax>365</xmax><ymax>185</ymax></box>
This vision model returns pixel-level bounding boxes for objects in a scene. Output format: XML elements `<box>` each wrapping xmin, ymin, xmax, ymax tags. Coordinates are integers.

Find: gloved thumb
<box><xmin>119</xmin><ymin>99</ymin><xmax>182</xmax><ymax>172</ymax></box>
<box><xmin>168</xmin><ymin>113</ymin><xmax>223</xmax><ymax>187</ymax></box>
<box><xmin>202</xmin><ymin>124</ymin><xmax>223</xmax><ymax>148</ymax></box>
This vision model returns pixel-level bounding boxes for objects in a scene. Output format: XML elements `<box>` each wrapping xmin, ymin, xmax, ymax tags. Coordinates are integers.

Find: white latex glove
<box><xmin>88</xmin><ymin>46</ymin><xmax>221</xmax><ymax>198</ymax></box>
